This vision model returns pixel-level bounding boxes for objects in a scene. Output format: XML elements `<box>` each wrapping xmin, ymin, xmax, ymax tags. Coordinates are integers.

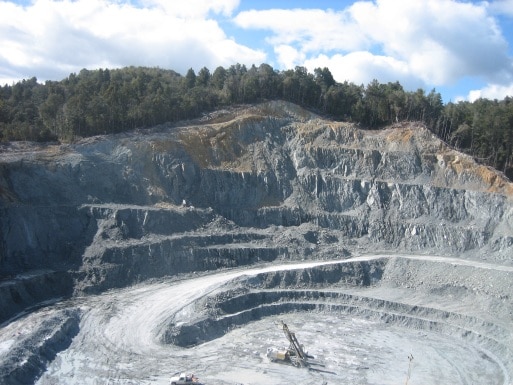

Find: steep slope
<box><xmin>0</xmin><ymin>101</ymin><xmax>512</xmax><ymax>322</ymax></box>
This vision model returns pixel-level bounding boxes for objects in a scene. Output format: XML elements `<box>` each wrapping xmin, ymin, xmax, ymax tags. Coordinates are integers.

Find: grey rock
<box><xmin>0</xmin><ymin>101</ymin><xmax>512</xmax><ymax>323</ymax></box>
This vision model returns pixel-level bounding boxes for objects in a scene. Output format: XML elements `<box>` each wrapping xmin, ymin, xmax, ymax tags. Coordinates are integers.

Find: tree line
<box><xmin>0</xmin><ymin>64</ymin><xmax>512</xmax><ymax>178</ymax></box>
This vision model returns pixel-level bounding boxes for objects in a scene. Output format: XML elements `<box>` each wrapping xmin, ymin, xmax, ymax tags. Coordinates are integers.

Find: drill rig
<box><xmin>266</xmin><ymin>321</ymin><xmax>314</xmax><ymax>367</ymax></box>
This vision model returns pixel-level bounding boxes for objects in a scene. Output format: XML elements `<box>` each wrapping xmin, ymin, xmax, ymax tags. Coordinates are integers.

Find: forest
<box><xmin>0</xmin><ymin>64</ymin><xmax>512</xmax><ymax>179</ymax></box>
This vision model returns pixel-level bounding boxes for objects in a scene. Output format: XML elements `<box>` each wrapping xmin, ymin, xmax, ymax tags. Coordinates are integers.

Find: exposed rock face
<box><xmin>0</xmin><ymin>101</ymin><xmax>512</xmax><ymax>323</ymax></box>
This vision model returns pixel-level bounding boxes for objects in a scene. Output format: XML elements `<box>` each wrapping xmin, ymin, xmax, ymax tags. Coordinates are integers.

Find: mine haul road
<box><xmin>1</xmin><ymin>254</ymin><xmax>512</xmax><ymax>385</ymax></box>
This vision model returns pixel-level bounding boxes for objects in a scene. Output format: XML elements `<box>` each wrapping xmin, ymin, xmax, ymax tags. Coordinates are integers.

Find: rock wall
<box><xmin>0</xmin><ymin>101</ymin><xmax>512</xmax><ymax>323</ymax></box>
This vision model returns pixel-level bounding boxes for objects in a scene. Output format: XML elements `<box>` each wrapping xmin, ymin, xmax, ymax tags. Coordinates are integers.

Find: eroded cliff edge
<box><xmin>1</xmin><ymin>100</ymin><xmax>512</xmax><ymax>323</ymax></box>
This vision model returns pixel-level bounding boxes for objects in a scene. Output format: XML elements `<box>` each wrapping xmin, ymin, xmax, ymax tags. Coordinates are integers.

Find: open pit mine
<box><xmin>0</xmin><ymin>101</ymin><xmax>512</xmax><ymax>385</ymax></box>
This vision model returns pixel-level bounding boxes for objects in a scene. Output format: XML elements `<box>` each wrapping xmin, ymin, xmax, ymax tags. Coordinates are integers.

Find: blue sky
<box><xmin>1</xmin><ymin>0</ymin><xmax>513</xmax><ymax>103</ymax></box>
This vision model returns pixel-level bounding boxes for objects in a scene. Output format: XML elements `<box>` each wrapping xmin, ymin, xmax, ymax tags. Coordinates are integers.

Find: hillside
<box><xmin>1</xmin><ymin>99</ymin><xmax>512</xmax><ymax>313</ymax></box>
<box><xmin>2</xmin><ymin>66</ymin><xmax>513</xmax><ymax>178</ymax></box>
<box><xmin>0</xmin><ymin>101</ymin><xmax>512</xmax><ymax>384</ymax></box>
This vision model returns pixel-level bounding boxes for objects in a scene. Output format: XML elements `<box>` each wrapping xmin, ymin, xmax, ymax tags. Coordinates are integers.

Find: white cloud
<box><xmin>141</xmin><ymin>0</ymin><xmax>239</xmax><ymax>18</ymax></box>
<box><xmin>304</xmin><ymin>52</ymin><xmax>421</xmax><ymax>89</ymax></box>
<box><xmin>233</xmin><ymin>8</ymin><xmax>368</xmax><ymax>52</ymax></box>
<box><xmin>1</xmin><ymin>0</ymin><xmax>512</xmax><ymax>102</ymax></box>
<box><xmin>0</xmin><ymin>0</ymin><xmax>264</xmax><ymax>84</ymax></box>
<box><xmin>274</xmin><ymin>45</ymin><xmax>305</xmax><ymax>70</ymax></box>
<box><xmin>234</xmin><ymin>0</ymin><xmax>513</xmax><ymax>92</ymax></box>
<box><xmin>467</xmin><ymin>82</ymin><xmax>513</xmax><ymax>101</ymax></box>
<box><xmin>352</xmin><ymin>0</ymin><xmax>510</xmax><ymax>83</ymax></box>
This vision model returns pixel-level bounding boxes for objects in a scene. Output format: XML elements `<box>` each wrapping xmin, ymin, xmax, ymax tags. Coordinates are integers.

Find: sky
<box><xmin>1</xmin><ymin>0</ymin><xmax>513</xmax><ymax>103</ymax></box>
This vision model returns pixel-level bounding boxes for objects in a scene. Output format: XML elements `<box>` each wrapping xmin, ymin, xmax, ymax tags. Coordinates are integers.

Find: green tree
<box><xmin>257</xmin><ymin>63</ymin><xmax>280</xmax><ymax>100</ymax></box>
<box><xmin>314</xmin><ymin>67</ymin><xmax>335</xmax><ymax>93</ymax></box>
<box><xmin>197</xmin><ymin>67</ymin><xmax>211</xmax><ymax>87</ymax></box>
<box><xmin>184</xmin><ymin>68</ymin><xmax>196</xmax><ymax>89</ymax></box>
<box><xmin>211</xmin><ymin>66</ymin><xmax>227</xmax><ymax>90</ymax></box>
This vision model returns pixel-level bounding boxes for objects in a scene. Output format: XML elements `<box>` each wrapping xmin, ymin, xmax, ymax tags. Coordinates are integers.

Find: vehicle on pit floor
<box><xmin>169</xmin><ymin>372</ymin><xmax>202</xmax><ymax>385</ymax></box>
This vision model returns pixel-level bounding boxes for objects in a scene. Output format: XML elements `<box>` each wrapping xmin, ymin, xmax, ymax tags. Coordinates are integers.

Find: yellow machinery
<box><xmin>266</xmin><ymin>321</ymin><xmax>313</xmax><ymax>367</ymax></box>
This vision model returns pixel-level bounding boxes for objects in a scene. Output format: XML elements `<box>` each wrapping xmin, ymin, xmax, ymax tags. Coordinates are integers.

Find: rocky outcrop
<box><xmin>0</xmin><ymin>309</ymin><xmax>80</xmax><ymax>384</ymax></box>
<box><xmin>0</xmin><ymin>101</ymin><xmax>512</xmax><ymax>323</ymax></box>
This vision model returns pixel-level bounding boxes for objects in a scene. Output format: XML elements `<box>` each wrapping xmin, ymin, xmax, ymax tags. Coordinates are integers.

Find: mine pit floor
<box><xmin>0</xmin><ymin>256</ymin><xmax>510</xmax><ymax>385</ymax></box>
